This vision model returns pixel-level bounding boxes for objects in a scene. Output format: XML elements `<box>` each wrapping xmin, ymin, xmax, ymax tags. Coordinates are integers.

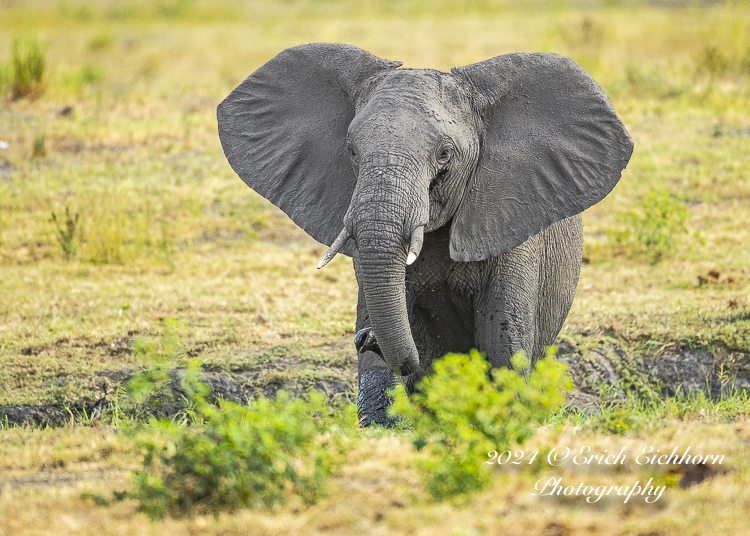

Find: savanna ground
<box><xmin>1</xmin><ymin>0</ymin><xmax>749</xmax><ymax>534</ymax></box>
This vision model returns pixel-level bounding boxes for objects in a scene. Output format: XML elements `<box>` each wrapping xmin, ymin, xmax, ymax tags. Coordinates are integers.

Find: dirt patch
<box><xmin>559</xmin><ymin>341</ymin><xmax>750</xmax><ymax>410</ymax></box>
<box><xmin>95</xmin><ymin>368</ymin><xmax>136</xmax><ymax>383</ymax></box>
<box><xmin>0</xmin><ymin>406</ymin><xmax>70</xmax><ymax>427</ymax></box>
<box><xmin>0</xmin><ymin>351</ymin><xmax>354</xmax><ymax>427</ymax></box>
<box><xmin>2</xmin><ymin>341</ymin><xmax>746</xmax><ymax>427</ymax></box>
<box><xmin>20</xmin><ymin>334</ymin><xmax>138</xmax><ymax>358</ymax></box>
<box><xmin>0</xmin><ymin>468</ymin><xmax>126</xmax><ymax>491</ymax></box>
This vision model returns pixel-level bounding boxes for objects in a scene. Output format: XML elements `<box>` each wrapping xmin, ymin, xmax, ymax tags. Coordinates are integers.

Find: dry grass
<box><xmin>0</xmin><ymin>0</ymin><xmax>749</xmax><ymax>533</ymax></box>
<box><xmin>0</xmin><ymin>0</ymin><xmax>747</xmax><ymax>404</ymax></box>
<box><xmin>1</xmin><ymin>419</ymin><xmax>749</xmax><ymax>535</ymax></box>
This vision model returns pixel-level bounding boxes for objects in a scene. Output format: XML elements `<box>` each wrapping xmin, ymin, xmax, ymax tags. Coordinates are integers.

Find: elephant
<box><xmin>217</xmin><ymin>43</ymin><xmax>633</xmax><ymax>426</ymax></box>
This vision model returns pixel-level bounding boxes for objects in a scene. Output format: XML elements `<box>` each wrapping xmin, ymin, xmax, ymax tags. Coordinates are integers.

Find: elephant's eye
<box><xmin>436</xmin><ymin>144</ymin><xmax>453</xmax><ymax>166</ymax></box>
<box><xmin>348</xmin><ymin>144</ymin><xmax>359</xmax><ymax>166</ymax></box>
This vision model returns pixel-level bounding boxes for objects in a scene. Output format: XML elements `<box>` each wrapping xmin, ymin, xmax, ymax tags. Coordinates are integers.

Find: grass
<box><xmin>1</xmin><ymin>406</ymin><xmax>748</xmax><ymax>535</ymax></box>
<box><xmin>9</xmin><ymin>37</ymin><xmax>46</xmax><ymax>100</ymax></box>
<box><xmin>0</xmin><ymin>0</ymin><xmax>749</xmax><ymax>533</ymax></box>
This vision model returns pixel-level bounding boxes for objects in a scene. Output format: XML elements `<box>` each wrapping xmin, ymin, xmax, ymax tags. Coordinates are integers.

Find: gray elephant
<box><xmin>217</xmin><ymin>43</ymin><xmax>633</xmax><ymax>426</ymax></box>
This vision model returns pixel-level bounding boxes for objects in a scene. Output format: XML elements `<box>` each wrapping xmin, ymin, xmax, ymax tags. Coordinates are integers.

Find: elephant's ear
<box><xmin>449</xmin><ymin>53</ymin><xmax>633</xmax><ymax>262</ymax></box>
<box><xmin>217</xmin><ymin>43</ymin><xmax>401</xmax><ymax>254</ymax></box>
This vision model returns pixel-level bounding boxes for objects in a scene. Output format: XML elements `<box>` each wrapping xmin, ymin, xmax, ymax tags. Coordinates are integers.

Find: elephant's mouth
<box><xmin>354</xmin><ymin>327</ymin><xmax>382</xmax><ymax>358</ymax></box>
<box><xmin>355</xmin><ymin>327</ymin><xmax>419</xmax><ymax>382</ymax></box>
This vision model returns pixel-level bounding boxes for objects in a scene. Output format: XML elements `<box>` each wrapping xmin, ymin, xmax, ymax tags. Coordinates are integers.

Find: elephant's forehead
<box><xmin>354</xmin><ymin>70</ymin><xmax>473</xmax><ymax>135</ymax></box>
<box><xmin>369</xmin><ymin>70</ymin><xmax>471</xmax><ymax>114</ymax></box>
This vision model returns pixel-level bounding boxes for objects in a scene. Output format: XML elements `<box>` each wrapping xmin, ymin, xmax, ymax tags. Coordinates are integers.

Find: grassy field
<box><xmin>1</xmin><ymin>0</ymin><xmax>749</xmax><ymax>534</ymax></box>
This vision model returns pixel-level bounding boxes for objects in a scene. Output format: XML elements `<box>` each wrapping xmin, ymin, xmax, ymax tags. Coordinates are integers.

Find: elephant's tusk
<box><xmin>406</xmin><ymin>226</ymin><xmax>424</xmax><ymax>265</ymax></box>
<box><xmin>317</xmin><ymin>228</ymin><xmax>350</xmax><ymax>269</ymax></box>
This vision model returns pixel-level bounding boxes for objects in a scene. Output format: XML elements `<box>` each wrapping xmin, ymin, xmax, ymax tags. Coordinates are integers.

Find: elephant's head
<box><xmin>217</xmin><ymin>43</ymin><xmax>633</xmax><ymax>377</ymax></box>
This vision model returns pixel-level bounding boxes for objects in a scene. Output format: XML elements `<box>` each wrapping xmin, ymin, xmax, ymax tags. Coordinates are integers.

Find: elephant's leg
<box><xmin>534</xmin><ymin>215</ymin><xmax>583</xmax><ymax>350</ymax></box>
<box><xmin>474</xmin><ymin>238</ymin><xmax>542</xmax><ymax>369</ymax></box>
<box><xmin>355</xmin><ymin>287</ymin><xmax>460</xmax><ymax>425</ymax></box>
<box><xmin>474</xmin><ymin>215</ymin><xmax>583</xmax><ymax>369</ymax></box>
<box><xmin>355</xmin><ymin>290</ymin><xmax>398</xmax><ymax>428</ymax></box>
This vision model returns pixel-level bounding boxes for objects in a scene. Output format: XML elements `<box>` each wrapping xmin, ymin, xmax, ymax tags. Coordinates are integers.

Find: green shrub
<box><xmin>10</xmin><ymin>38</ymin><xmax>46</xmax><ymax>99</ymax></box>
<box><xmin>130</xmin><ymin>390</ymin><xmax>350</xmax><ymax>519</ymax></box>
<box><xmin>119</xmin><ymin>321</ymin><xmax>355</xmax><ymax>519</ymax></box>
<box><xmin>610</xmin><ymin>191</ymin><xmax>690</xmax><ymax>264</ymax></box>
<box><xmin>390</xmin><ymin>348</ymin><xmax>571</xmax><ymax>501</ymax></box>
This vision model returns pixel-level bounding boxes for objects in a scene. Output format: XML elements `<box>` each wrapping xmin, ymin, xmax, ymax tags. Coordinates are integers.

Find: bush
<box><xmin>130</xmin><ymin>390</ymin><xmax>351</xmax><ymax>519</ymax></box>
<box><xmin>389</xmin><ymin>348</ymin><xmax>571</xmax><ymax>501</ymax></box>
<box><xmin>120</xmin><ymin>321</ymin><xmax>355</xmax><ymax>519</ymax></box>
<box><xmin>610</xmin><ymin>191</ymin><xmax>690</xmax><ymax>264</ymax></box>
<box><xmin>10</xmin><ymin>38</ymin><xmax>46</xmax><ymax>100</ymax></box>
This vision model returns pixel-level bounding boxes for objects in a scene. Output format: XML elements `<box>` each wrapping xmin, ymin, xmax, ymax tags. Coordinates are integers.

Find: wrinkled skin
<box><xmin>347</xmin><ymin>71</ymin><xmax>580</xmax><ymax>425</ymax></box>
<box><xmin>217</xmin><ymin>44</ymin><xmax>633</xmax><ymax>427</ymax></box>
<box><xmin>344</xmin><ymin>71</ymin><xmax>480</xmax><ymax>383</ymax></box>
<box><xmin>354</xmin><ymin>219</ymin><xmax>583</xmax><ymax>426</ymax></box>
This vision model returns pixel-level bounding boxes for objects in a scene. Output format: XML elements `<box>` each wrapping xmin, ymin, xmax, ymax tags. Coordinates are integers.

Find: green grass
<box><xmin>0</xmin><ymin>0</ymin><xmax>749</xmax><ymax>534</ymax></box>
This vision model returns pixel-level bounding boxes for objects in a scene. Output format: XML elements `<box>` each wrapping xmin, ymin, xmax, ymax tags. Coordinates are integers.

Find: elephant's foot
<box><xmin>357</xmin><ymin>366</ymin><xmax>398</xmax><ymax>427</ymax></box>
<box><xmin>354</xmin><ymin>327</ymin><xmax>383</xmax><ymax>358</ymax></box>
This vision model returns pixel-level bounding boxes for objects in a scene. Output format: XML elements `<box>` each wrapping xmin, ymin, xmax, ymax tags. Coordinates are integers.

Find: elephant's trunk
<box><xmin>348</xmin><ymin>157</ymin><xmax>428</xmax><ymax>377</ymax></box>
<box><xmin>356</xmin><ymin>225</ymin><xmax>419</xmax><ymax>376</ymax></box>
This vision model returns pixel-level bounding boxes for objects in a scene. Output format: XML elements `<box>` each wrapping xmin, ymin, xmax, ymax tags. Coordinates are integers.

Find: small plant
<box><xmin>610</xmin><ymin>191</ymin><xmax>690</xmax><ymax>264</ymax></box>
<box><xmin>32</xmin><ymin>134</ymin><xmax>47</xmax><ymax>159</ymax></box>
<box><xmin>597</xmin><ymin>405</ymin><xmax>636</xmax><ymax>435</ymax></box>
<box><xmin>62</xmin><ymin>64</ymin><xmax>105</xmax><ymax>94</ymax></box>
<box><xmin>114</xmin><ymin>321</ymin><xmax>355</xmax><ymax>519</ymax></box>
<box><xmin>696</xmin><ymin>45</ymin><xmax>728</xmax><ymax>81</ymax></box>
<box><xmin>130</xmin><ymin>390</ymin><xmax>349</xmax><ymax>519</ymax></box>
<box><xmin>10</xmin><ymin>37</ymin><xmax>46</xmax><ymax>100</ymax></box>
<box><xmin>51</xmin><ymin>205</ymin><xmax>80</xmax><ymax>260</ymax></box>
<box><xmin>121</xmin><ymin>318</ymin><xmax>192</xmax><ymax>417</ymax></box>
<box><xmin>390</xmin><ymin>348</ymin><xmax>571</xmax><ymax>501</ymax></box>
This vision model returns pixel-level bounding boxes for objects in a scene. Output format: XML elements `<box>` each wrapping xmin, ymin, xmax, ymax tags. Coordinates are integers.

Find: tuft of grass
<box><xmin>50</xmin><ymin>205</ymin><xmax>80</xmax><ymax>260</ymax></box>
<box><xmin>556</xmin><ymin>385</ymin><xmax>750</xmax><ymax>435</ymax></box>
<box><xmin>609</xmin><ymin>191</ymin><xmax>691</xmax><ymax>264</ymax></box>
<box><xmin>88</xmin><ymin>33</ymin><xmax>114</xmax><ymax>52</ymax></box>
<box><xmin>10</xmin><ymin>37</ymin><xmax>46</xmax><ymax>100</ymax></box>
<box><xmin>61</xmin><ymin>64</ymin><xmax>106</xmax><ymax>95</ymax></box>
<box><xmin>31</xmin><ymin>134</ymin><xmax>47</xmax><ymax>159</ymax></box>
<box><xmin>390</xmin><ymin>348</ymin><xmax>571</xmax><ymax>501</ymax></box>
<box><xmin>696</xmin><ymin>45</ymin><xmax>729</xmax><ymax>81</ymax></box>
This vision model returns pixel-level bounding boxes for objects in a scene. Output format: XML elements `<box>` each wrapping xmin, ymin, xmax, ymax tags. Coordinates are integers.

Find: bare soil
<box><xmin>3</xmin><ymin>339</ymin><xmax>746</xmax><ymax>427</ymax></box>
